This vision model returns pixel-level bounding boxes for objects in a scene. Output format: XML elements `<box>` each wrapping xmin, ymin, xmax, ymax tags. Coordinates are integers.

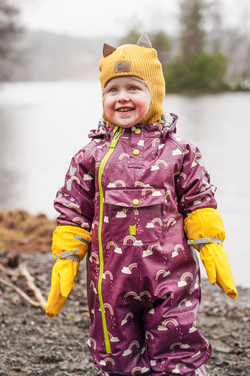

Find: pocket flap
<box><xmin>105</xmin><ymin>188</ymin><xmax>165</xmax><ymax>208</ymax></box>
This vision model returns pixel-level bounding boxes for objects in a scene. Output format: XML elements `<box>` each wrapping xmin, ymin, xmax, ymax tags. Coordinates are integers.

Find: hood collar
<box><xmin>88</xmin><ymin>112</ymin><xmax>178</xmax><ymax>140</ymax></box>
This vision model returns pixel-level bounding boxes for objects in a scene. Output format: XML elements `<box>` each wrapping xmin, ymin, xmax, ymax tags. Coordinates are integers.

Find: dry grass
<box><xmin>0</xmin><ymin>209</ymin><xmax>56</xmax><ymax>254</ymax></box>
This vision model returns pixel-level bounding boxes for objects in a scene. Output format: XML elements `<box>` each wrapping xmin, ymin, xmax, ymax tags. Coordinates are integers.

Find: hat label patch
<box><xmin>115</xmin><ymin>61</ymin><xmax>131</xmax><ymax>73</ymax></box>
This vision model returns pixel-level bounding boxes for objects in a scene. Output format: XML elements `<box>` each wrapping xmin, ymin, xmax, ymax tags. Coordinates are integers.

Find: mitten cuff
<box><xmin>184</xmin><ymin>207</ymin><xmax>225</xmax><ymax>242</ymax></box>
<box><xmin>52</xmin><ymin>225</ymin><xmax>92</xmax><ymax>261</ymax></box>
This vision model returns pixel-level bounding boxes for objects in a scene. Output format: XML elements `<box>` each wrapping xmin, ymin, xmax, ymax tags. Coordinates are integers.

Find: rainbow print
<box><xmin>116</xmin><ymin>202</ymin><xmax>129</xmax><ymax>207</ymax></box>
<box><xmin>134</xmin><ymin>181</ymin><xmax>151</xmax><ymax>187</ymax></box>
<box><xmin>155</xmin><ymin>159</ymin><xmax>168</xmax><ymax>168</ymax></box>
<box><xmin>67</xmin><ymin>203</ymin><xmax>81</xmax><ymax>213</ymax></box>
<box><xmin>123</xmin><ymin>235</ymin><xmax>136</xmax><ymax>245</ymax></box>
<box><xmin>170</xmin><ymin>342</ymin><xmax>190</xmax><ymax>350</ymax></box>
<box><xmin>179</xmin><ymin>172</ymin><xmax>187</xmax><ymax>180</ymax></box>
<box><xmin>165</xmin><ymin>190</ymin><xmax>171</xmax><ymax>202</ymax></box>
<box><xmin>170</xmin><ymin>342</ymin><xmax>183</xmax><ymax>350</ymax></box>
<box><xmin>180</xmin><ymin>272</ymin><xmax>193</xmax><ymax>283</ymax></box>
<box><xmin>125</xmin><ymin>312</ymin><xmax>134</xmax><ymax>321</ymax></box>
<box><xmin>129</xmin><ymin>263</ymin><xmax>137</xmax><ymax>270</ymax></box>
<box><xmin>142</xmin><ymin>186</ymin><xmax>155</xmax><ymax>195</ymax></box>
<box><xmin>172</xmin><ymin>363</ymin><xmax>187</xmax><ymax>374</ymax></box>
<box><xmin>103</xmin><ymin>303</ymin><xmax>114</xmax><ymax>316</ymax></box>
<box><xmin>122</xmin><ymin>341</ymin><xmax>140</xmax><ymax>357</ymax></box>
<box><xmin>166</xmin><ymin>218</ymin><xmax>176</xmax><ymax>229</ymax></box>
<box><xmin>121</xmin><ymin>312</ymin><xmax>134</xmax><ymax>325</ymax></box>
<box><xmin>69</xmin><ymin>175</ymin><xmax>80</xmax><ymax>184</ymax></box>
<box><xmin>103</xmin><ymin>357</ymin><xmax>115</xmax><ymax>366</ymax></box>
<box><xmin>134</xmin><ymin>181</ymin><xmax>144</xmax><ymax>187</ymax></box>
<box><xmin>155</xmin><ymin>269</ymin><xmax>170</xmax><ymax>281</ymax></box>
<box><xmin>121</xmin><ymin>263</ymin><xmax>138</xmax><ymax>275</ymax></box>
<box><xmin>152</xmin><ymin>138</ymin><xmax>160</xmax><ymax>147</ymax></box>
<box><xmin>89</xmin><ymin>252</ymin><xmax>99</xmax><ymax>264</ymax></box>
<box><xmin>75</xmin><ymin>151</ymin><xmax>84</xmax><ymax>159</ymax></box>
<box><xmin>189</xmin><ymin>321</ymin><xmax>197</xmax><ymax>333</ymax></box>
<box><xmin>178</xmin><ymin>298</ymin><xmax>193</xmax><ymax>308</ymax></box>
<box><xmin>152</xmin><ymin>122</ymin><xmax>162</xmax><ymax>132</ymax></box>
<box><xmin>92</xmin><ymin>220</ymin><xmax>99</xmax><ymax>228</ymax></box>
<box><xmin>87</xmin><ymin>337</ymin><xmax>96</xmax><ymax>350</ymax></box>
<box><xmin>103</xmin><ymin>270</ymin><xmax>113</xmax><ymax>280</ymax></box>
<box><xmin>131</xmin><ymin>366</ymin><xmax>150</xmax><ymax>375</ymax></box>
<box><xmin>107</xmin><ymin>241</ymin><xmax>118</xmax><ymax>251</ymax></box>
<box><xmin>123</xmin><ymin>291</ymin><xmax>140</xmax><ymax>300</ymax></box>
<box><xmin>123</xmin><ymin>207</ymin><xmax>139</xmax><ymax>215</ymax></box>
<box><xmin>145</xmin><ymin>331</ymin><xmax>154</xmax><ymax>340</ymax></box>
<box><xmin>162</xmin><ymin>318</ymin><xmax>179</xmax><ymax>328</ymax></box>
<box><xmin>94</xmin><ymin>192</ymin><xmax>100</xmax><ymax>202</ymax></box>
<box><xmin>191</xmin><ymin>152</ymin><xmax>203</xmax><ymax>168</ymax></box>
<box><xmin>114</xmin><ymin>179</ymin><xmax>126</xmax><ymax>187</ymax></box>
<box><xmin>139</xmin><ymin>291</ymin><xmax>152</xmax><ymax>299</ymax></box>
<box><xmin>129</xmin><ymin>340</ymin><xmax>140</xmax><ymax>350</ymax></box>
<box><xmin>151</xmin><ymin>218</ymin><xmax>163</xmax><ymax>226</ymax></box>
<box><xmin>172</xmin><ymin>244</ymin><xmax>184</xmax><ymax>258</ymax></box>
<box><xmin>72</xmin><ymin>217</ymin><xmax>89</xmax><ymax>228</ymax></box>
<box><xmin>178</xmin><ymin>272</ymin><xmax>194</xmax><ymax>287</ymax></box>
<box><xmin>90</xmin><ymin>281</ymin><xmax>97</xmax><ymax>294</ymax></box>
<box><xmin>118</xmin><ymin>153</ymin><xmax>130</xmax><ymax>161</ymax></box>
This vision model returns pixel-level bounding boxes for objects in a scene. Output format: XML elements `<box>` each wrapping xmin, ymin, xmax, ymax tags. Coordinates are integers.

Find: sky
<box><xmin>18</xmin><ymin>0</ymin><xmax>179</xmax><ymax>38</ymax></box>
<box><xmin>17</xmin><ymin>0</ymin><xmax>248</xmax><ymax>39</ymax></box>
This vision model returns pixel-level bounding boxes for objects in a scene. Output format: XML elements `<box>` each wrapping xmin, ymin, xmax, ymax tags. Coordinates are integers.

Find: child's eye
<box><xmin>110</xmin><ymin>87</ymin><xmax>117</xmax><ymax>93</ymax></box>
<box><xmin>130</xmin><ymin>86</ymin><xmax>138</xmax><ymax>91</ymax></box>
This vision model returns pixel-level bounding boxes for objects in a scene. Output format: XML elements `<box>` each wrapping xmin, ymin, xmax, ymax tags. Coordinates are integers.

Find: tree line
<box><xmin>120</xmin><ymin>0</ymin><xmax>250</xmax><ymax>93</ymax></box>
<box><xmin>1</xmin><ymin>0</ymin><xmax>250</xmax><ymax>92</ymax></box>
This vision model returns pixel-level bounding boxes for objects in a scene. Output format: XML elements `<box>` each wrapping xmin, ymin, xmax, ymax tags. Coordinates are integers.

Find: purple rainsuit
<box><xmin>54</xmin><ymin>113</ymin><xmax>216</xmax><ymax>375</ymax></box>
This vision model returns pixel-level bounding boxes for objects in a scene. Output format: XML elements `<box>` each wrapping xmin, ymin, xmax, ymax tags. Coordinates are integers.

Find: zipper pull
<box><xmin>110</xmin><ymin>128</ymin><xmax>120</xmax><ymax>148</ymax></box>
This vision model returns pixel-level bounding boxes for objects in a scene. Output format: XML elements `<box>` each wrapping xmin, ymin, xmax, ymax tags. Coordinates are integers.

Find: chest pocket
<box><xmin>104</xmin><ymin>187</ymin><xmax>165</xmax><ymax>246</ymax></box>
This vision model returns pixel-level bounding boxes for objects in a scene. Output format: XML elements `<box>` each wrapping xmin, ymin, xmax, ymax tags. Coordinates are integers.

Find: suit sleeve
<box><xmin>54</xmin><ymin>148</ymin><xmax>95</xmax><ymax>231</ymax></box>
<box><xmin>175</xmin><ymin>142</ymin><xmax>217</xmax><ymax>217</ymax></box>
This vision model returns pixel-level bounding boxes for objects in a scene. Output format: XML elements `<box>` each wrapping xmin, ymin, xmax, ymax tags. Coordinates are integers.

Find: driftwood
<box><xmin>0</xmin><ymin>262</ymin><xmax>46</xmax><ymax>311</ymax></box>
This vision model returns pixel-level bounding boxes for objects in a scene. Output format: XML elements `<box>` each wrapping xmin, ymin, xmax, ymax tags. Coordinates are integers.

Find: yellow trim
<box><xmin>97</xmin><ymin>126</ymin><xmax>121</xmax><ymax>354</ymax></box>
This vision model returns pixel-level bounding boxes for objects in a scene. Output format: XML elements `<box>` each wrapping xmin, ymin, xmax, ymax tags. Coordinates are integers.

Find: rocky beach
<box><xmin>0</xmin><ymin>210</ymin><xmax>249</xmax><ymax>376</ymax></box>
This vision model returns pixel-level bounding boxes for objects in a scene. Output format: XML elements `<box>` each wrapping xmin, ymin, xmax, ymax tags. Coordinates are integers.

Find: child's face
<box><xmin>103</xmin><ymin>76</ymin><xmax>150</xmax><ymax>128</ymax></box>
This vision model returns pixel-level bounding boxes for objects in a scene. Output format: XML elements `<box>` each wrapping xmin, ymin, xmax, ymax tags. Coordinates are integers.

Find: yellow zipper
<box><xmin>97</xmin><ymin>126</ymin><xmax>121</xmax><ymax>354</ymax></box>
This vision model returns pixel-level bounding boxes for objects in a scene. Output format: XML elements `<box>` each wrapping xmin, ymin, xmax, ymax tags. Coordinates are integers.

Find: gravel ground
<box><xmin>0</xmin><ymin>249</ymin><xmax>250</xmax><ymax>376</ymax></box>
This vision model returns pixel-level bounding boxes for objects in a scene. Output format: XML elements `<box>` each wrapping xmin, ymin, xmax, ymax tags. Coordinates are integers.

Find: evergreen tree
<box><xmin>0</xmin><ymin>0</ymin><xmax>23</xmax><ymax>81</ymax></box>
<box><xmin>165</xmin><ymin>0</ymin><xmax>228</xmax><ymax>92</ymax></box>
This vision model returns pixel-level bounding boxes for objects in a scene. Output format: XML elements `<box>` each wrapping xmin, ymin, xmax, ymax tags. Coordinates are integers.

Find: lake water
<box><xmin>0</xmin><ymin>81</ymin><xmax>249</xmax><ymax>287</ymax></box>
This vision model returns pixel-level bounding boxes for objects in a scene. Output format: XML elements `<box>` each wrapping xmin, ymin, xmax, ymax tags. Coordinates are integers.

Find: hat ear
<box><xmin>103</xmin><ymin>43</ymin><xmax>116</xmax><ymax>57</ymax></box>
<box><xmin>136</xmin><ymin>32</ymin><xmax>152</xmax><ymax>48</ymax></box>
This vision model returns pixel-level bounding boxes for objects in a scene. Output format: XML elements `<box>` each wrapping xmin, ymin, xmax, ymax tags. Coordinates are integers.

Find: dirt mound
<box><xmin>0</xmin><ymin>210</ymin><xmax>56</xmax><ymax>254</ymax></box>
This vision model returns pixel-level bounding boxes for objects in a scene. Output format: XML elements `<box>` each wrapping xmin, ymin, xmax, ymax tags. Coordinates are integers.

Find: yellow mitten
<box><xmin>46</xmin><ymin>225</ymin><xmax>92</xmax><ymax>318</ymax></box>
<box><xmin>184</xmin><ymin>208</ymin><xmax>237</xmax><ymax>300</ymax></box>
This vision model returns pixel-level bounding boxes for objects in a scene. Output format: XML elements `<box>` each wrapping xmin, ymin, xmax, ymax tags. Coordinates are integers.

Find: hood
<box><xmin>88</xmin><ymin>112</ymin><xmax>178</xmax><ymax>140</ymax></box>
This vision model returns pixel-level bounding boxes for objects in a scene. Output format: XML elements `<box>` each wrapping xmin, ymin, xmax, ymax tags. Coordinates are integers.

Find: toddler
<box><xmin>46</xmin><ymin>33</ymin><xmax>237</xmax><ymax>376</ymax></box>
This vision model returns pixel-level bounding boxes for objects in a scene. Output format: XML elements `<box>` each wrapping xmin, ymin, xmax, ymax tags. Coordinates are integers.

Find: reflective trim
<box><xmin>73</xmin><ymin>235</ymin><xmax>90</xmax><ymax>248</ymax></box>
<box><xmin>97</xmin><ymin>126</ymin><xmax>122</xmax><ymax>354</ymax></box>
<box><xmin>54</xmin><ymin>248</ymin><xmax>80</xmax><ymax>263</ymax></box>
<box><xmin>187</xmin><ymin>238</ymin><xmax>223</xmax><ymax>252</ymax></box>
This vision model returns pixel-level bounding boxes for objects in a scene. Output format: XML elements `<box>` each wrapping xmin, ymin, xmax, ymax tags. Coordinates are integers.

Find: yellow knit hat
<box><xmin>99</xmin><ymin>33</ymin><xmax>165</xmax><ymax>125</ymax></box>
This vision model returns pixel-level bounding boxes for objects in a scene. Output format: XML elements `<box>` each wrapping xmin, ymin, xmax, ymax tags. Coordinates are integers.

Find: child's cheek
<box><xmin>103</xmin><ymin>99</ymin><xmax>113</xmax><ymax>119</ymax></box>
<box><xmin>138</xmin><ymin>100</ymin><xmax>150</xmax><ymax>118</ymax></box>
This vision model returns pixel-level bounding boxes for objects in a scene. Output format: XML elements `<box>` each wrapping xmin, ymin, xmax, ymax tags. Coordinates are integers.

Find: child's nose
<box><xmin>117</xmin><ymin>89</ymin><xmax>130</xmax><ymax>102</ymax></box>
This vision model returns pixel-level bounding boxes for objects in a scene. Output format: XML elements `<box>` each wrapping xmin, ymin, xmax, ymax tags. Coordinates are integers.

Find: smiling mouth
<box><xmin>116</xmin><ymin>107</ymin><xmax>134</xmax><ymax>112</ymax></box>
